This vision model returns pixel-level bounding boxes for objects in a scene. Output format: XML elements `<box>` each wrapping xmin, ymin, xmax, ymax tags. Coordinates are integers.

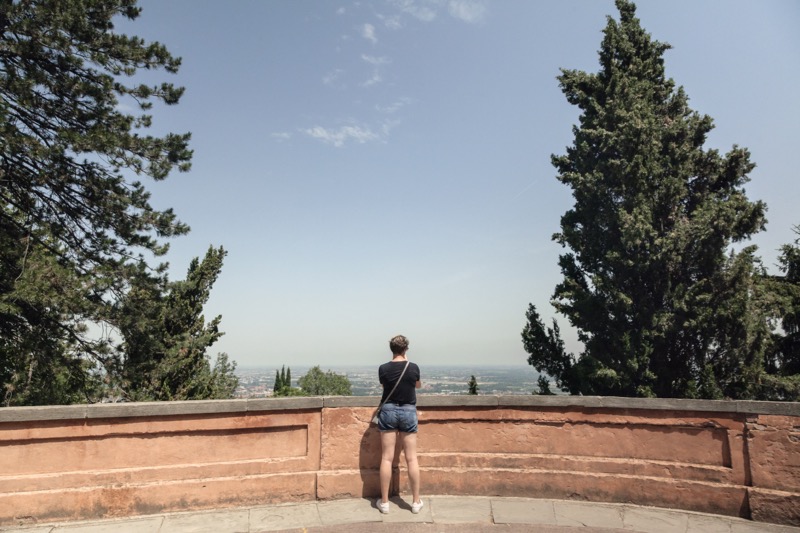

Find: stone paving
<box><xmin>1</xmin><ymin>496</ymin><xmax>798</xmax><ymax>533</ymax></box>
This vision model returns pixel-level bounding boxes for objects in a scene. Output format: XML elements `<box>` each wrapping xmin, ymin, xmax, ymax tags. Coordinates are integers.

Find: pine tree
<box><xmin>273</xmin><ymin>370</ymin><xmax>282</xmax><ymax>394</ymax></box>
<box><xmin>114</xmin><ymin>246</ymin><xmax>237</xmax><ymax>401</ymax></box>
<box><xmin>0</xmin><ymin>0</ymin><xmax>200</xmax><ymax>404</ymax></box>
<box><xmin>285</xmin><ymin>367</ymin><xmax>291</xmax><ymax>388</ymax></box>
<box><xmin>760</xmin><ymin>226</ymin><xmax>800</xmax><ymax>400</ymax></box>
<box><xmin>523</xmin><ymin>0</ymin><xmax>768</xmax><ymax>399</ymax></box>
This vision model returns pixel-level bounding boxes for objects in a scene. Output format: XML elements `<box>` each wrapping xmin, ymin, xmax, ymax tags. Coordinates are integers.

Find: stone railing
<box><xmin>1</xmin><ymin>396</ymin><xmax>798</xmax><ymax>526</ymax></box>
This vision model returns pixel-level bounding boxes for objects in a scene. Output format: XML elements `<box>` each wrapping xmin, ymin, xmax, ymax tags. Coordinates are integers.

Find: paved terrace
<box><xmin>3</xmin><ymin>496</ymin><xmax>799</xmax><ymax>533</ymax></box>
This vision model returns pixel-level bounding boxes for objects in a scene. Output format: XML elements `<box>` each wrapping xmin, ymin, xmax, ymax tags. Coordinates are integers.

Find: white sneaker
<box><xmin>411</xmin><ymin>499</ymin><xmax>424</xmax><ymax>514</ymax></box>
<box><xmin>377</xmin><ymin>500</ymin><xmax>390</xmax><ymax>514</ymax></box>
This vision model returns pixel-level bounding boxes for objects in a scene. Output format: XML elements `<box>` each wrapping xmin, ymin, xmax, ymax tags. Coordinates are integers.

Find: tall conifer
<box><xmin>523</xmin><ymin>0</ymin><xmax>768</xmax><ymax>398</ymax></box>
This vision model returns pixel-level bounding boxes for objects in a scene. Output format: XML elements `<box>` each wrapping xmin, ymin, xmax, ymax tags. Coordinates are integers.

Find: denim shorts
<box><xmin>378</xmin><ymin>403</ymin><xmax>418</xmax><ymax>433</ymax></box>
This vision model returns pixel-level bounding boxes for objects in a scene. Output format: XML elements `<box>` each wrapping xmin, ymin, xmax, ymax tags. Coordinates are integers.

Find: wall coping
<box><xmin>1</xmin><ymin>395</ymin><xmax>797</xmax><ymax>422</ymax></box>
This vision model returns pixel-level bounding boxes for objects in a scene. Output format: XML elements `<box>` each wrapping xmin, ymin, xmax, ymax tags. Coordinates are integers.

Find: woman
<box><xmin>376</xmin><ymin>334</ymin><xmax>423</xmax><ymax>514</ymax></box>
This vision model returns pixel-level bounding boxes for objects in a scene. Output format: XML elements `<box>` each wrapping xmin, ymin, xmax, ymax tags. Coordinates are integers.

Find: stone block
<box><xmin>0</xmin><ymin>404</ymin><xmax>87</xmax><ymax>422</ymax></box>
<box><xmin>159</xmin><ymin>509</ymin><xmax>249</xmax><ymax>533</ymax></box>
<box><xmin>57</xmin><ymin>516</ymin><xmax>164</xmax><ymax>533</ymax></box>
<box><xmin>429</xmin><ymin>496</ymin><xmax>491</xmax><ymax>523</ymax></box>
<box><xmin>417</xmin><ymin>395</ymin><xmax>498</xmax><ymax>407</ymax></box>
<box><xmin>323</xmin><ymin>396</ymin><xmax>379</xmax><ymax>408</ymax></box>
<box><xmin>552</xmin><ymin>501</ymin><xmax>625</xmax><ymax>529</ymax></box>
<box><xmin>250</xmin><ymin>502</ymin><xmax>323</xmax><ymax>531</ymax></box>
<box><xmin>621</xmin><ymin>505</ymin><xmax>687</xmax><ymax>532</ymax></box>
<box><xmin>317</xmin><ymin>499</ymin><xmax>381</xmax><ymax>526</ymax></box>
<box><xmin>317</xmin><ymin>471</ymin><xmax>380</xmax><ymax>500</ymax></box>
<box><xmin>747</xmin><ymin>415</ymin><xmax>800</xmax><ymax>493</ymax></box>
<box><xmin>246</xmin><ymin>397</ymin><xmax>322</xmax><ymax>411</ymax></box>
<box><xmin>86</xmin><ymin>400</ymin><xmax>248</xmax><ymax>419</ymax></box>
<box><xmin>491</xmin><ymin>498</ymin><xmax>557</xmax><ymax>525</ymax></box>
<box><xmin>748</xmin><ymin>487</ymin><xmax>800</xmax><ymax>527</ymax></box>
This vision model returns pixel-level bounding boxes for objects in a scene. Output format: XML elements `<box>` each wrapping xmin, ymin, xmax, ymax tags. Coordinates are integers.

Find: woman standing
<box><xmin>376</xmin><ymin>335</ymin><xmax>423</xmax><ymax>514</ymax></box>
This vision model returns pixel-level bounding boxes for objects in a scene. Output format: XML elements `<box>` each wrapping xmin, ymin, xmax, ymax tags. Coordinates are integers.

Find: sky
<box><xmin>115</xmin><ymin>0</ymin><xmax>800</xmax><ymax>369</ymax></box>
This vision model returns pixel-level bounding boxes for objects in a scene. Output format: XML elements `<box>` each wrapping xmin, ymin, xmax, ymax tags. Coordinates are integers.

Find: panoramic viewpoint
<box><xmin>0</xmin><ymin>0</ymin><xmax>798</xmax><ymax>531</ymax></box>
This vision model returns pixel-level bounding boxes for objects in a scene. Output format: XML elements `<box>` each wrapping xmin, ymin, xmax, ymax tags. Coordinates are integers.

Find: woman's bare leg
<box><xmin>399</xmin><ymin>431</ymin><xmax>420</xmax><ymax>503</ymax></box>
<box><xmin>379</xmin><ymin>430</ymin><xmax>397</xmax><ymax>503</ymax></box>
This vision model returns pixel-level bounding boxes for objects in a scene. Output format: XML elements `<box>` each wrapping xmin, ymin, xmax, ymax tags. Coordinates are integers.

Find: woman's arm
<box><xmin>415</xmin><ymin>380</ymin><xmax>421</xmax><ymax>389</ymax></box>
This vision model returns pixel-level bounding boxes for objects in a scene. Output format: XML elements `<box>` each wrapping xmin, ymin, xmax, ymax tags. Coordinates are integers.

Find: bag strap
<box><xmin>378</xmin><ymin>360</ymin><xmax>410</xmax><ymax>411</ymax></box>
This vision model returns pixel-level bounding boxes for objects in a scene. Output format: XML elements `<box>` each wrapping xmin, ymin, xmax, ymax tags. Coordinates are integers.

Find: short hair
<box><xmin>389</xmin><ymin>335</ymin><xmax>409</xmax><ymax>355</ymax></box>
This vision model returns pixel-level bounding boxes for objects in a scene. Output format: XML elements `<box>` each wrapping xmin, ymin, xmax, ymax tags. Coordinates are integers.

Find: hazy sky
<box><xmin>117</xmin><ymin>1</ymin><xmax>800</xmax><ymax>368</ymax></box>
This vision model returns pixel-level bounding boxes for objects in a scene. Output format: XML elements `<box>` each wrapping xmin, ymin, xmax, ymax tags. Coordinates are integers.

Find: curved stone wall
<box><xmin>0</xmin><ymin>396</ymin><xmax>797</xmax><ymax>527</ymax></box>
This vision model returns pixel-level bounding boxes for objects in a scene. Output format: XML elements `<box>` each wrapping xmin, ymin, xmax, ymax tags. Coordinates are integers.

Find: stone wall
<box><xmin>0</xmin><ymin>396</ymin><xmax>797</xmax><ymax>526</ymax></box>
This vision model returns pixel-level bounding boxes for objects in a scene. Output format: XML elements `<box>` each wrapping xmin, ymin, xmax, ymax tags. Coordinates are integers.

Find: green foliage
<box><xmin>276</xmin><ymin>386</ymin><xmax>308</xmax><ymax>397</ymax></box>
<box><xmin>467</xmin><ymin>375</ymin><xmax>479</xmax><ymax>395</ymax></box>
<box><xmin>523</xmin><ymin>1</ymin><xmax>774</xmax><ymax>399</ymax></box>
<box><xmin>273</xmin><ymin>365</ymin><xmax>305</xmax><ymax>396</ymax></box>
<box><xmin>297</xmin><ymin>366</ymin><xmax>352</xmax><ymax>396</ymax></box>
<box><xmin>0</xmin><ymin>0</ymin><xmax>190</xmax><ymax>277</ymax></box>
<box><xmin>535</xmin><ymin>376</ymin><xmax>554</xmax><ymax>395</ymax></box>
<box><xmin>114</xmin><ymin>246</ymin><xmax>238</xmax><ymax>401</ymax></box>
<box><xmin>0</xmin><ymin>1</ymin><xmax>237</xmax><ymax>404</ymax></box>
<box><xmin>1</xmin><ymin>209</ymin><xmax>106</xmax><ymax>405</ymax></box>
<box><xmin>522</xmin><ymin>304</ymin><xmax>578</xmax><ymax>394</ymax></box>
<box><xmin>758</xmin><ymin>226</ymin><xmax>800</xmax><ymax>400</ymax></box>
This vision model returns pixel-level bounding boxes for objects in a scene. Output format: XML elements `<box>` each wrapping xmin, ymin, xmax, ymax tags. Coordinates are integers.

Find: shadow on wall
<box><xmin>358</xmin><ymin>421</ymin><xmax>405</xmax><ymax>499</ymax></box>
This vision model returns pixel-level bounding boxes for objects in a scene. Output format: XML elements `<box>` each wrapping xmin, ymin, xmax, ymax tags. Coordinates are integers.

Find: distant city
<box><xmin>234</xmin><ymin>365</ymin><xmax>547</xmax><ymax>398</ymax></box>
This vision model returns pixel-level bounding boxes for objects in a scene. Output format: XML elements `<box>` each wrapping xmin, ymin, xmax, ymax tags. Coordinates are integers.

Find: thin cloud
<box><xmin>361</xmin><ymin>55</ymin><xmax>390</xmax><ymax>66</ymax></box>
<box><xmin>271</xmin><ymin>132</ymin><xmax>292</xmax><ymax>142</ymax></box>
<box><xmin>362</xmin><ymin>23</ymin><xmax>377</xmax><ymax>44</ymax></box>
<box><xmin>385</xmin><ymin>0</ymin><xmax>487</xmax><ymax>24</ymax></box>
<box><xmin>380</xmin><ymin>119</ymin><xmax>401</xmax><ymax>136</ymax></box>
<box><xmin>390</xmin><ymin>0</ymin><xmax>437</xmax><ymax>23</ymax></box>
<box><xmin>448</xmin><ymin>0</ymin><xmax>486</xmax><ymax>23</ymax></box>
<box><xmin>378</xmin><ymin>13</ymin><xmax>403</xmax><ymax>30</ymax></box>
<box><xmin>376</xmin><ymin>97</ymin><xmax>413</xmax><ymax>114</ymax></box>
<box><xmin>304</xmin><ymin>124</ymin><xmax>380</xmax><ymax>147</ymax></box>
<box><xmin>361</xmin><ymin>55</ymin><xmax>390</xmax><ymax>88</ymax></box>
<box><xmin>362</xmin><ymin>72</ymin><xmax>383</xmax><ymax>87</ymax></box>
<box><xmin>323</xmin><ymin>68</ymin><xmax>346</xmax><ymax>88</ymax></box>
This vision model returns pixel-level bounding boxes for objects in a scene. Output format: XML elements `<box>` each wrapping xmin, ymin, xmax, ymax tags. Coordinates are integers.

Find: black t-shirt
<box><xmin>379</xmin><ymin>360</ymin><xmax>421</xmax><ymax>405</ymax></box>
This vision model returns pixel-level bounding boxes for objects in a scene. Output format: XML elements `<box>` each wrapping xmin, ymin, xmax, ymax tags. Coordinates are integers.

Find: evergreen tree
<box><xmin>759</xmin><ymin>226</ymin><xmax>800</xmax><ymax>400</ymax></box>
<box><xmin>114</xmin><ymin>246</ymin><xmax>238</xmax><ymax>401</ymax></box>
<box><xmin>285</xmin><ymin>367</ymin><xmax>291</xmax><ymax>388</ymax></box>
<box><xmin>273</xmin><ymin>370</ymin><xmax>282</xmax><ymax>394</ymax></box>
<box><xmin>535</xmin><ymin>376</ymin><xmax>554</xmax><ymax>396</ymax></box>
<box><xmin>467</xmin><ymin>375</ymin><xmax>479</xmax><ymax>395</ymax></box>
<box><xmin>1</xmin><ymin>209</ymin><xmax>106</xmax><ymax>405</ymax></box>
<box><xmin>280</xmin><ymin>366</ymin><xmax>286</xmax><ymax>390</ymax></box>
<box><xmin>0</xmin><ymin>1</ymin><xmax>213</xmax><ymax>404</ymax></box>
<box><xmin>523</xmin><ymin>0</ymin><xmax>768</xmax><ymax>399</ymax></box>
